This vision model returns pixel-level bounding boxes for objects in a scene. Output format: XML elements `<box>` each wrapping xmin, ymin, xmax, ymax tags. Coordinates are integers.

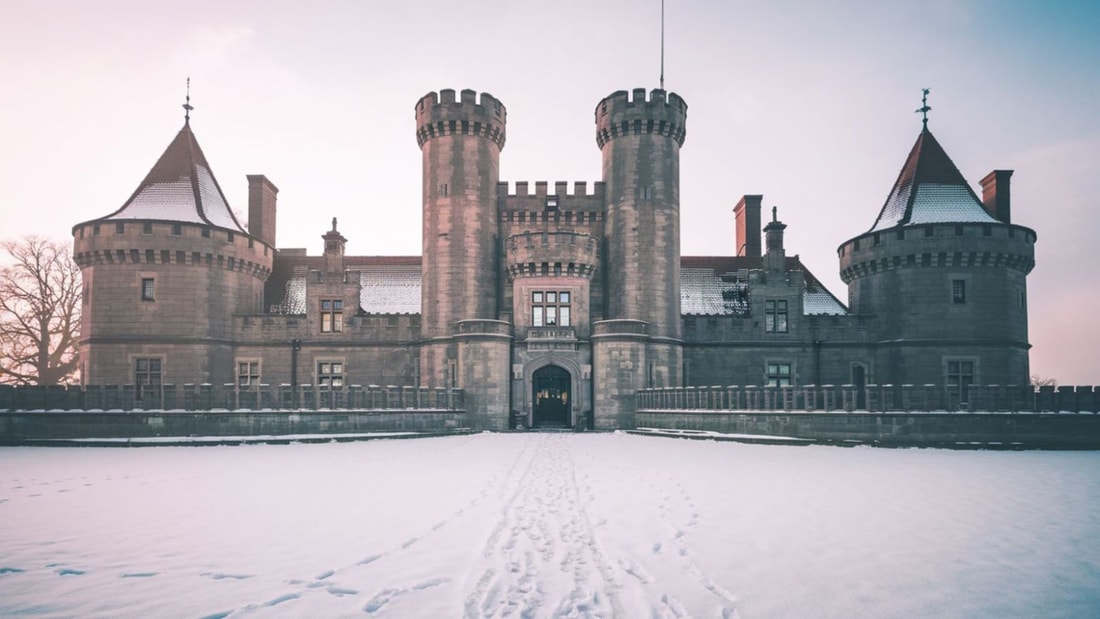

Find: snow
<box><xmin>1</xmin><ymin>432</ymin><xmax>1098</xmax><ymax>618</ymax></box>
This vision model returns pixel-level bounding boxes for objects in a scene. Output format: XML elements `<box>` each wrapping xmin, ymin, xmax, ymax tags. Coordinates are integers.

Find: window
<box><xmin>172</xmin><ymin>223</ymin><xmax>182</xmax><ymax>236</ymax></box>
<box><xmin>141</xmin><ymin>278</ymin><xmax>155</xmax><ymax>301</ymax></box>
<box><xmin>318</xmin><ymin>361</ymin><xmax>344</xmax><ymax>387</ymax></box>
<box><xmin>142</xmin><ymin>222</ymin><xmax>153</xmax><ymax>234</ymax></box>
<box><xmin>320</xmin><ymin>299</ymin><xmax>344</xmax><ymax>333</ymax></box>
<box><xmin>641</xmin><ymin>186</ymin><xmax>653</xmax><ymax>200</ymax></box>
<box><xmin>135</xmin><ymin>358</ymin><xmax>162</xmax><ymax>400</ymax></box>
<box><xmin>93</xmin><ymin>224</ymin><xmax>101</xmax><ymax>236</ymax></box>
<box><xmin>227</xmin><ymin>231</ymin><xmax>235</xmax><ymax>242</ymax></box>
<box><xmin>115</xmin><ymin>222</ymin><xmax>125</xmax><ymax>234</ymax></box>
<box><xmin>237</xmin><ymin>361</ymin><xmax>260</xmax><ymax>387</ymax></box>
<box><xmin>201</xmin><ymin>227</ymin><xmax>210</xmax><ymax>238</ymax></box>
<box><xmin>532</xmin><ymin>290</ymin><xmax>571</xmax><ymax>326</ymax></box>
<box><xmin>765</xmin><ymin>300</ymin><xmax>788</xmax><ymax>333</ymax></box>
<box><xmin>766</xmin><ymin>363</ymin><xmax>792</xmax><ymax>387</ymax></box>
<box><xmin>946</xmin><ymin>360</ymin><xmax>975</xmax><ymax>403</ymax></box>
<box><xmin>952</xmin><ymin>279</ymin><xmax>966</xmax><ymax>304</ymax></box>
<box><xmin>439</xmin><ymin>183</ymin><xmax>448</xmax><ymax>197</ymax></box>
<box><xmin>546</xmin><ymin>196</ymin><xmax>559</xmax><ymax>211</ymax></box>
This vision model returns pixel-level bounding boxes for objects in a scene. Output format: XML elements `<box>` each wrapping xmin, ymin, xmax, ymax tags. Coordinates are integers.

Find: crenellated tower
<box><xmin>415</xmin><ymin>89</ymin><xmax>511</xmax><ymax>425</ymax></box>
<box><xmin>592</xmin><ymin>88</ymin><xmax>687</xmax><ymax>428</ymax></box>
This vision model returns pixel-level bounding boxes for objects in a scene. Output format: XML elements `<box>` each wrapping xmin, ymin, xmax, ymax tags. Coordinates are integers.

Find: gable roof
<box><xmin>680</xmin><ymin>256</ymin><xmax>848</xmax><ymax>316</ymax></box>
<box><xmin>92</xmin><ymin>123</ymin><xmax>246</xmax><ymax>232</ymax></box>
<box><xmin>869</xmin><ymin>128</ymin><xmax>997</xmax><ymax>232</ymax></box>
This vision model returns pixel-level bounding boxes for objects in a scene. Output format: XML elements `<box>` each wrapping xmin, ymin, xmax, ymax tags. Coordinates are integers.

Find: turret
<box><xmin>72</xmin><ymin>119</ymin><xmax>274</xmax><ymax>386</ymax></box>
<box><xmin>415</xmin><ymin>90</ymin><xmax>506</xmax><ymax>339</ymax></box>
<box><xmin>595</xmin><ymin>88</ymin><xmax>687</xmax><ymax>338</ymax></box>
<box><xmin>592</xmin><ymin>88</ymin><xmax>687</xmax><ymax>428</ymax></box>
<box><xmin>415</xmin><ymin>89</ymin><xmax>511</xmax><ymax>419</ymax></box>
<box><xmin>838</xmin><ymin>124</ymin><xmax>1035</xmax><ymax>393</ymax></box>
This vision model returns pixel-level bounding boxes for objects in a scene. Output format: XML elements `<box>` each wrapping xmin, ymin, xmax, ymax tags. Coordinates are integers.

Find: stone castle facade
<box><xmin>72</xmin><ymin>87</ymin><xmax>1036</xmax><ymax>429</ymax></box>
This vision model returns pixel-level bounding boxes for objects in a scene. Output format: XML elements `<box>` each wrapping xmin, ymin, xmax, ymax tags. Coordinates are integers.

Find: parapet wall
<box><xmin>595</xmin><ymin>88</ymin><xmax>688</xmax><ymax>148</ymax></box>
<box><xmin>0</xmin><ymin>383</ymin><xmax>464</xmax><ymax>414</ymax></box>
<box><xmin>415</xmin><ymin>89</ymin><xmax>506</xmax><ymax>149</ymax></box>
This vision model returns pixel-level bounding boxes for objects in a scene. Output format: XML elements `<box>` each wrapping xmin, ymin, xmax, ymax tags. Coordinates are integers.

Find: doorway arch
<box><xmin>532</xmin><ymin>365</ymin><xmax>571</xmax><ymax>428</ymax></box>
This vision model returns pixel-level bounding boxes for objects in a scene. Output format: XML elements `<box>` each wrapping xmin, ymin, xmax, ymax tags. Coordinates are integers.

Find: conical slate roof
<box><xmin>869</xmin><ymin>128</ymin><xmax>997</xmax><ymax>232</ymax></box>
<box><xmin>97</xmin><ymin>122</ymin><xmax>245</xmax><ymax>232</ymax></box>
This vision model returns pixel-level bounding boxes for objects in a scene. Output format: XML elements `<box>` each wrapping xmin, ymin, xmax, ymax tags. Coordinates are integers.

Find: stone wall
<box><xmin>1</xmin><ymin>409</ymin><xmax>468</xmax><ymax>442</ymax></box>
<box><xmin>637</xmin><ymin>384</ymin><xmax>1099</xmax><ymax>413</ymax></box>
<box><xmin>635</xmin><ymin>410</ymin><xmax>1100</xmax><ymax>449</ymax></box>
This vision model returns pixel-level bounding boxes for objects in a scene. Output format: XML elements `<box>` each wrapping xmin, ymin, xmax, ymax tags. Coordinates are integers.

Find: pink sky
<box><xmin>1</xmin><ymin>1</ymin><xmax>1096</xmax><ymax>384</ymax></box>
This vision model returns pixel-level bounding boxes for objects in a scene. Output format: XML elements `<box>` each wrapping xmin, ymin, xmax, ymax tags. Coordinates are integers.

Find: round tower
<box><xmin>415</xmin><ymin>89</ymin><xmax>507</xmax><ymax>393</ymax></box>
<box><xmin>592</xmin><ymin>88</ymin><xmax>687</xmax><ymax>428</ymax></box>
<box><xmin>595</xmin><ymin>88</ymin><xmax>687</xmax><ymax>339</ymax></box>
<box><xmin>72</xmin><ymin>120</ymin><xmax>274</xmax><ymax>387</ymax></box>
<box><xmin>838</xmin><ymin>127</ymin><xmax>1036</xmax><ymax>394</ymax></box>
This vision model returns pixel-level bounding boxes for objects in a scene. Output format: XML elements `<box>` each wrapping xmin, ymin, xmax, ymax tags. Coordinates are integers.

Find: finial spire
<box><xmin>183</xmin><ymin>77</ymin><xmax>194</xmax><ymax>125</ymax></box>
<box><xmin>915</xmin><ymin>87</ymin><xmax>931</xmax><ymax>129</ymax></box>
<box><xmin>332</xmin><ymin>217</ymin><xmax>338</xmax><ymax>231</ymax></box>
<box><xmin>772</xmin><ymin>205</ymin><xmax>778</xmax><ymax>222</ymax></box>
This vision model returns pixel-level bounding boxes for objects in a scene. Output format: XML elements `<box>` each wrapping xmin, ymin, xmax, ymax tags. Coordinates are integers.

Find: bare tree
<box><xmin>1030</xmin><ymin>375</ymin><xmax>1058</xmax><ymax>388</ymax></box>
<box><xmin>0</xmin><ymin>237</ymin><xmax>81</xmax><ymax>385</ymax></box>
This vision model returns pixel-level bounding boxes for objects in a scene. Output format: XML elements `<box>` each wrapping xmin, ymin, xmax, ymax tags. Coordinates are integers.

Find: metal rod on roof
<box><xmin>183</xmin><ymin>77</ymin><xmax>194</xmax><ymax>125</ymax></box>
<box><xmin>660</xmin><ymin>0</ymin><xmax>665</xmax><ymax>90</ymax></box>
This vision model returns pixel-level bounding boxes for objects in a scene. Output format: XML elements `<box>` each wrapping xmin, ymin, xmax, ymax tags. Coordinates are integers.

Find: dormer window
<box><xmin>320</xmin><ymin>299</ymin><xmax>344</xmax><ymax>333</ymax></box>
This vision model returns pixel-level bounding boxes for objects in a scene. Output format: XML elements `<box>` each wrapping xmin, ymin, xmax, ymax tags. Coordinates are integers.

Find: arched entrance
<box><xmin>532</xmin><ymin>365</ymin><xmax>571</xmax><ymax>428</ymax></box>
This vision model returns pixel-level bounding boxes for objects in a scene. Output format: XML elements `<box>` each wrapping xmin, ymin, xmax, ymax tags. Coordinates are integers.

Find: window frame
<box><xmin>531</xmin><ymin>290</ymin><xmax>571</xmax><ymax>327</ymax></box>
<box><xmin>764</xmin><ymin>299</ymin><xmax>788</xmax><ymax>333</ymax></box>
<box><xmin>950</xmin><ymin>277</ymin><xmax>968</xmax><ymax>304</ymax></box>
<box><xmin>766</xmin><ymin>362</ymin><xmax>793</xmax><ymax>388</ymax></box>
<box><xmin>140</xmin><ymin>277</ymin><xmax>155</xmax><ymax>302</ymax></box>
<box><xmin>945</xmin><ymin>357</ymin><xmax>977</xmax><ymax>405</ymax></box>
<box><xmin>133</xmin><ymin>356</ymin><xmax>163</xmax><ymax>401</ymax></box>
<box><xmin>316</xmin><ymin>360</ymin><xmax>345</xmax><ymax>388</ymax></box>
<box><xmin>320</xmin><ymin>298</ymin><xmax>344</xmax><ymax>333</ymax></box>
<box><xmin>236</xmin><ymin>359</ymin><xmax>261</xmax><ymax>387</ymax></box>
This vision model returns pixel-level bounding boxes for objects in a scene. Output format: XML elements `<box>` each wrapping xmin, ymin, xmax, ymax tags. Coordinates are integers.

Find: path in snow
<box><xmin>2</xmin><ymin>432</ymin><xmax>1099</xmax><ymax>618</ymax></box>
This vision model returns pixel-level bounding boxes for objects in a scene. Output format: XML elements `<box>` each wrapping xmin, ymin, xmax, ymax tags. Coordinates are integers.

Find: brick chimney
<box><xmin>247</xmin><ymin>174</ymin><xmax>279</xmax><ymax>247</ymax></box>
<box><xmin>734</xmin><ymin>195</ymin><xmax>762</xmax><ymax>258</ymax></box>
<box><xmin>980</xmin><ymin>170</ymin><xmax>1013</xmax><ymax>224</ymax></box>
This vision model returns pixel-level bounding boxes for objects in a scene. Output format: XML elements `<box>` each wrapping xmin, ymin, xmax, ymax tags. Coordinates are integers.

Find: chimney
<box><xmin>247</xmin><ymin>174</ymin><xmax>279</xmax><ymax>247</ymax></box>
<box><xmin>764</xmin><ymin>206</ymin><xmax>787</xmax><ymax>272</ymax></box>
<box><xmin>980</xmin><ymin>170</ymin><xmax>1013</xmax><ymax>224</ymax></box>
<box><xmin>734</xmin><ymin>195</ymin><xmax>762</xmax><ymax>258</ymax></box>
<box><xmin>322</xmin><ymin>217</ymin><xmax>347</xmax><ymax>276</ymax></box>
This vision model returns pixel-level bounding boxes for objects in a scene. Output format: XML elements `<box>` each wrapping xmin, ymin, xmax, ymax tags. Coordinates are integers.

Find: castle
<box><xmin>71</xmin><ymin>87</ymin><xmax>1036</xmax><ymax>429</ymax></box>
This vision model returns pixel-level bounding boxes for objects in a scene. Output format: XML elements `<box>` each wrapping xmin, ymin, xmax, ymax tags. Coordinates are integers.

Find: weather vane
<box><xmin>183</xmin><ymin>77</ymin><xmax>194</xmax><ymax>124</ymax></box>
<box><xmin>915</xmin><ymin>88</ymin><xmax>931</xmax><ymax>128</ymax></box>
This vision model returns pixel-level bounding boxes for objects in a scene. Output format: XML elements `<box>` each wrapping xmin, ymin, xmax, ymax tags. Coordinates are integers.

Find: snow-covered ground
<box><xmin>1</xmin><ymin>432</ymin><xmax>1098</xmax><ymax>618</ymax></box>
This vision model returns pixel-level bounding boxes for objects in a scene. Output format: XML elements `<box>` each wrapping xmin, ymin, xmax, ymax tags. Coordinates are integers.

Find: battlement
<box><xmin>595</xmin><ymin>88</ymin><xmax>688</xmax><ymax>148</ymax></box>
<box><xmin>499</xmin><ymin>181</ymin><xmax>606</xmax><ymax>198</ymax></box>
<box><xmin>837</xmin><ymin>222</ymin><xmax>1037</xmax><ymax>283</ymax></box>
<box><xmin>415</xmin><ymin>88</ymin><xmax>507</xmax><ymax>149</ymax></box>
<box><xmin>72</xmin><ymin>220</ymin><xmax>274</xmax><ymax>279</ymax></box>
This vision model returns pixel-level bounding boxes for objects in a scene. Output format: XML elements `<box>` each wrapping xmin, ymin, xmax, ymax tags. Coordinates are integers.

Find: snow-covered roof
<box><xmin>869</xmin><ymin>128</ymin><xmax>997</xmax><ymax>232</ymax></box>
<box><xmin>680</xmin><ymin>257</ymin><xmax>848</xmax><ymax>317</ymax></box>
<box><xmin>93</xmin><ymin>123</ymin><xmax>246</xmax><ymax>232</ymax></box>
<box><xmin>268</xmin><ymin>255</ymin><xmax>848</xmax><ymax>318</ymax></box>
<box><xmin>359</xmin><ymin>264</ymin><xmax>421</xmax><ymax>314</ymax></box>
